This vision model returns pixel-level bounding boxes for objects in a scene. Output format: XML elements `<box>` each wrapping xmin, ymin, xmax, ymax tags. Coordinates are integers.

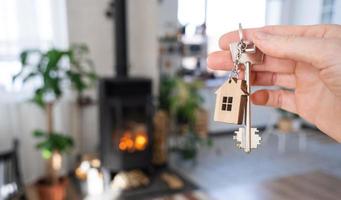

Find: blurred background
<box><xmin>0</xmin><ymin>0</ymin><xmax>341</xmax><ymax>199</ymax></box>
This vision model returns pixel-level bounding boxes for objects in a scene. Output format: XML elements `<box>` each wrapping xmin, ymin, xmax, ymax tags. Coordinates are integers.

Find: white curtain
<box><xmin>0</xmin><ymin>0</ymin><xmax>68</xmax><ymax>91</ymax></box>
<box><xmin>0</xmin><ymin>0</ymin><xmax>71</xmax><ymax>183</ymax></box>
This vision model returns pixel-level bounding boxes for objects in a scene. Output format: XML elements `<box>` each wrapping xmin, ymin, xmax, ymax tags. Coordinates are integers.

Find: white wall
<box><xmin>128</xmin><ymin>0</ymin><xmax>159</xmax><ymax>94</ymax></box>
<box><xmin>66</xmin><ymin>0</ymin><xmax>159</xmax><ymax>85</ymax></box>
<box><xmin>157</xmin><ymin>0</ymin><xmax>179</xmax><ymax>36</ymax></box>
<box><xmin>66</xmin><ymin>0</ymin><xmax>114</xmax><ymax>77</ymax></box>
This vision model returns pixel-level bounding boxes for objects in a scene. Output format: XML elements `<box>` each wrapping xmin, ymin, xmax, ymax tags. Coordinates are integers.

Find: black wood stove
<box><xmin>99</xmin><ymin>0</ymin><xmax>153</xmax><ymax>172</ymax></box>
<box><xmin>99</xmin><ymin>78</ymin><xmax>153</xmax><ymax>171</ymax></box>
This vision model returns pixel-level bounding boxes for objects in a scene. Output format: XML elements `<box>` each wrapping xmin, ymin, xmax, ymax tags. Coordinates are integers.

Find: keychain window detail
<box><xmin>221</xmin><ymin>96</ymin><xmax>233</xmax><ymax>111</ymax></box>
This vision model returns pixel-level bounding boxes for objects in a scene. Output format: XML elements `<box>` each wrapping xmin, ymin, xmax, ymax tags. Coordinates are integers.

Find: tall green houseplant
<box><xmin>13</xmin><ymin>44</ymin><xmax>97</xmax><ymax>185</ymax></box>
<box><xmin>160</xmin><ymin>77</ymin><xmax>212</xmax><ymax>160</ymax></box>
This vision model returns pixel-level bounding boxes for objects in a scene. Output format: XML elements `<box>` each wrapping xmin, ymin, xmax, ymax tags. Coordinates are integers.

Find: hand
<box><xmin>207</xmin><ymin>25</ymin><xmax>341</xmax><ymax>142</ymax></box>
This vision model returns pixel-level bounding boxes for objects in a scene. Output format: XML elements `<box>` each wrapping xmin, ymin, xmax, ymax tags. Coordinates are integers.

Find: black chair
<box><xmin>0</xmin><ymin>139</ymin><xmax>25</xmax><ymax>200</ymax></box>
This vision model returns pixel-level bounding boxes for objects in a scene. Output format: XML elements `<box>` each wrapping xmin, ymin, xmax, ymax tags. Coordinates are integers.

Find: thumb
<box><xmin>253</xmin><ymin>31</ymin><xmax>330</xmax><ymax>69</ymax></box>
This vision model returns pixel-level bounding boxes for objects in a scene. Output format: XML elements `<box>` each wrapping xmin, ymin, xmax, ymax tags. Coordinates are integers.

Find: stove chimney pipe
<box><xmin>113</xmin><ymin>0</ymin><xmax>128</xmax><ymax>77</ymax></box>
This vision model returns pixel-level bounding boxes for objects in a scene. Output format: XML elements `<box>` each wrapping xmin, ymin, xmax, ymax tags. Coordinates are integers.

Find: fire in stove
<box><xmin>99</xmin><ymin>78</ymin><xmax>153</xmax><ymax>171</ymax></box>
<box><xmin>118</xmin><ymin>123</ymin><xmax>148</xmax><ymax>152</ymax></box>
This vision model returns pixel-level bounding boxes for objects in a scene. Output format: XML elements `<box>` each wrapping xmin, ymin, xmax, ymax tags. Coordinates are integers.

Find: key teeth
<box><xmin>233</xmin><ymin>128</ymin><xmax>262</xmax><ymax>151</ymax></box>
<box><xmin>251</xmin><ymin>130</ymin><xmax>261</xmax><ymax>149</ymax></box>
<box><xmin>233</xmin><ymin>128</ymin><xmax>245</xmax><ymax>150</ymax></box>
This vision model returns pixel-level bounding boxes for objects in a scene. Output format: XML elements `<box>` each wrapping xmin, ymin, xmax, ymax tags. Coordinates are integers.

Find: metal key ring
<box><xmin>238</xmin><ymin>23</ymin><xmax>244</xmax><ymax>41</ymax></box>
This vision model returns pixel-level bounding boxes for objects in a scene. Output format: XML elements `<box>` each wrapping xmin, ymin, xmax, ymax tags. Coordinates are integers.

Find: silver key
<box><xmin>229</xmin><ymin>24</ymin><xmax>264</xmax><ymax>153</ymax></box>
<box><xmin>234</xmin><ymin>128</ymin><xmax>261</xmax><ymax>151</ymax></box>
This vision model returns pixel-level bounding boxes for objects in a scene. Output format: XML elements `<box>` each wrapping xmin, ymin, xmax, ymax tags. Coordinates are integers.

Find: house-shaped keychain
<box><xmin>214</xmin><ymin>78</ymin><xmax>248</xmax><ymax>124</ymax></box>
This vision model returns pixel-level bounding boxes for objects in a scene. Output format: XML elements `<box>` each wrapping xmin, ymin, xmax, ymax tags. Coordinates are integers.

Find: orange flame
<box><xmin>118</xmin><ymin>130</ymin><xmax>148</xmax><ymax>152</ymax></box>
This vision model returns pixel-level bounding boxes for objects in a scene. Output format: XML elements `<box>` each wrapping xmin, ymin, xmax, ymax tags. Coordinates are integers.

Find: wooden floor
<box><xmin>222</xmin><ymin>171</ymin><xmax>341</xmax><ymax>200</ymax></box>
<box><xmin>25</xmin><ymin>171</ymin><xmax>341</xmax><ymax>200</ymax></box>
<box><xmin>171</xmin><ymin>129</ymin><xmax>341</xmax><ymax>200</ymax></box>
<box><xmin>26</xmin><ymin>129</ymin><xmax>341</xmax><ymax>200</ymax></box>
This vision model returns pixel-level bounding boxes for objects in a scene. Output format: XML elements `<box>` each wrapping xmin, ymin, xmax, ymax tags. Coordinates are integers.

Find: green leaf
<box><xmin>86</xmin><ymin>72</ymin><xmax>97</xmax><ymax>81</ymax></box>
<box><xmin>14</xmin><ymin>44</ymin><xmax>97</xmax><ymax>110</ymax></box>
<box><xmin>44</xmin><ymin>75</ymin><xmax>62</xmax><ymax>98</ymax></box>
<box><xmin>42</xmin><ymin>149</ymin><xmax>52</xmax><ymax>159</ymax></box>
<box><xmin>66</xmin><ymin>70</ymin><xmax>87</xmax><ymax>93</ymax></box>
<box><xmin>48</xmin><ymin>133</ymin><xmax>74</xmax><ymax>153</ymax></box>
<box><xmin>13</xmin><ymin>50</ymin><xmax>40</xmax><ymax>82</ymax></box>
<box><xmin>20</xmin><ymin>50</ymin><xmax>40</xmax><ymax>65</ymax></box>
<box><xmin>45</xmin><ymin>49</ymin><xmax>65</xmax><ymax>72</ymax></box>
<box><xmin>33</xmin><ymin>130</ymin><xmax>46</xmax><ymax>137</ymax></box>
<box><xmin>31</xmin><ymin>88</ymin><xmax>45</xmax><ymax>108</ymax></box>
<box><xmin>20</xmin><ymin>51</ymin><xmax>29</xmax><ymax>65</ymax></box>
<box><xmin>36</xmin><ymin>141</ymin><xmax>49</xmax><ymax>149</ymax></box>
<box><xmin>34</xmin><ymin>132</ymin><xmax>74</xmax><ymax>159</ymax></box>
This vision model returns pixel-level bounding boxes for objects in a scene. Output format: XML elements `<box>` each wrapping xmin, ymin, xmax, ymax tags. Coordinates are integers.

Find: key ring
<box><xmin>228</xmin><ymin>23</ymin><xmax>245</xmax><ymax>80</ymax></box>
<box><xmin>238</xmin><ymin>23</ymin><xmax>244</xmax><ymax>42</ymax></box>
<box><xmin>238</xmin><ymin>23</ymin><xmax>247</xmax><ymax>51</ymax></box>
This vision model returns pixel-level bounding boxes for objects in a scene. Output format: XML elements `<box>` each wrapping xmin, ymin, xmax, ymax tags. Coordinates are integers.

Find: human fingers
<box><xmin>219</xmin><ymin>25</ymin><xmax>341</xmax><ymax>50</ymax></box>
<box><xmin>251</xmin><ymin>89</ymin><xmax>296</xmax><ymax>113</ymax></box>
<box><xmin>252</xmin><ymin>32</ymin><xmax>339</xmax><ymax>69</ymax></box>
<box><xmin>207</xmin><ymin>50</ymin><xmax>295</xmax><ymax>73</ymax></box>
<box><xmin>251</xmin><ymin>72</ymin><xmax>296</xmax><ymax>89</ymax></box>
<box><xmin>207</xmin><ymin>51</ymin><xmax>231</xmax><ymax>70</ymax></box>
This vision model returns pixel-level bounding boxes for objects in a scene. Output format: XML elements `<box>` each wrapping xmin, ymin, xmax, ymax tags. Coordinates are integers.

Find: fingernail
<box><xmin>254</xmin><ymin>31</ymin><xmax>270</xmax><ymax>40</ymax></box>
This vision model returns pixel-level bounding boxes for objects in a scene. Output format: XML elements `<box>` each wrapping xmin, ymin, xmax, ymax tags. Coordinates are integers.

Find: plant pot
<box><xmin>35</xmin><ymin>177</ymin><xmax>68</xmax><ymax>200</ymax></box>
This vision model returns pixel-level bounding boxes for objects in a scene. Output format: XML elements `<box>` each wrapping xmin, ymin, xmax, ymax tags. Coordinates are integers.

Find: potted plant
<box><xmin>13</xmin><ymin>44</ymin><xmax>97</xmax><ymax>200</ymax></box>
<box><xmin>164</xmin><ymin>77</ymin><xmax>212</xmax><ymax>161</ymax></box>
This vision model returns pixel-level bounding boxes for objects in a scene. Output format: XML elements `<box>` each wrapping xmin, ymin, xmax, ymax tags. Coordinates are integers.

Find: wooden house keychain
<box><xmin>214</xmin><ymin>23</ymin><xmax>264</xmax><ymax>153</ymax></box>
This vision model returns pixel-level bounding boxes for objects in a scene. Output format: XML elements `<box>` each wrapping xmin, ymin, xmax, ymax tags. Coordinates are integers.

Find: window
<box><xmin>206</xmin><ymin>0</ymin><xmax>266</xmax><ymax>52</ymax></box>
<box><xmin>221</xmin><ymin>96</ymin><xmax>233</xmax><ymax>111</ymax></box>
<box><xmin>177</xmin><ymin>0</ymin><xmax>206</xmax><ymax>26</ymax></box>
<box><xmin>205</xmin><ymin>0</ymin><xmax>266</xmax><ymax>77</ymax></box>
<box><xmin>0</xmin><ymin>0</ymin><xmax>68</xmax><ymax>92</ymax></box>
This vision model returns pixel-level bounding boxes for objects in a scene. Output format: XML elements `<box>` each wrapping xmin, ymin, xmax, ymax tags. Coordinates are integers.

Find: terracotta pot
<box><xmin>35</xmin><ymin>177</ymin><xmax>68</xmax><ymax>200</ymax></box>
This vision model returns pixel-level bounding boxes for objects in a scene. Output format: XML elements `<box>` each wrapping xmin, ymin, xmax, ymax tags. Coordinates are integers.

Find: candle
<box><xmin>87</xmin><ymin>168</ymin><xmax>104</xmax><ymax>195</ymax></box>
